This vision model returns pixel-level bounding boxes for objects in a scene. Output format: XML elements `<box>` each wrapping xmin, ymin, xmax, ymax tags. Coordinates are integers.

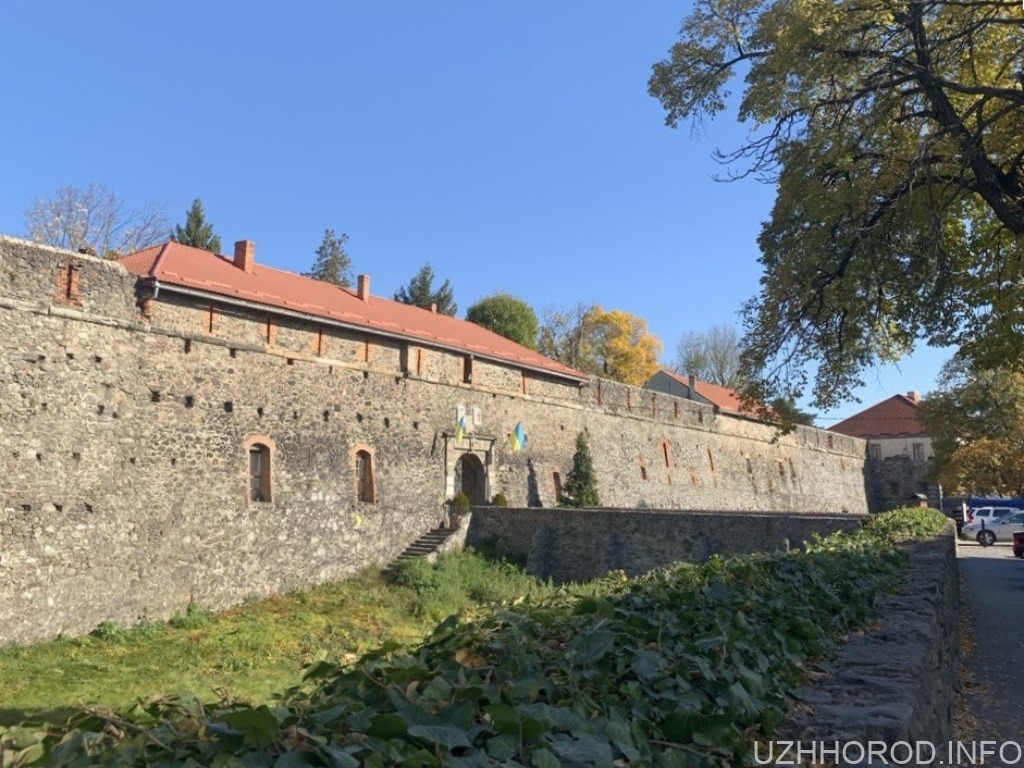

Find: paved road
<box><xmin>957</xmin><ymin>539</ymin><xmax>1024</xmax><ymax>754</ymax></box>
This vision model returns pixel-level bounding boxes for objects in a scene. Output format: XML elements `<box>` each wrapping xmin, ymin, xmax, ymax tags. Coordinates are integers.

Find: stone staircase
<box><xmin>389</xmin><ymin>526</ymin><xmax>459</xmax><ymax>567</ymax></box>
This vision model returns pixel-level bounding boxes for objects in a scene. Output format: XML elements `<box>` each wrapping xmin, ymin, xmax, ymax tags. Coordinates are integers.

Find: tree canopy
<box><xmin>304</xmin><ymin>229</ymin><xmax>354</xmax><ymax>287</ymax></box>
<box><xmin>465</xmin><ymin>293</ymin><xmax>539</xmax><ymax>349</ymax></box>
<box><xmin>650</xmin><ymin>0</ymin><xmax>1024</xmax><ymax>412</ymax></box>
<box><xmin>539</xmin><ymin>304</ymin><xmax>662</xmax><ymax>385</ymax></box>
<box><xmin>171</xmin><ymin>198</ymin><xmax>221</xmax><ymax>253</ymax></box>
<box><xmin>25</xmin><ymin>183</ymin><xmax>169</xmax><ymax>257</ymax></box>
<box><xmin>394</xmin><ymin>263</ymin><xmax>457</xmax><ymax>316</ymax></box>
<box><xmin>674</xmin><ymin>324</ymin><xmax>744</xmax><ymax>389</ymax></box>
<box><xmin>918</xmin><ymin>359</ymin><xmax>1024</xmax><ymax>495</ymax></box>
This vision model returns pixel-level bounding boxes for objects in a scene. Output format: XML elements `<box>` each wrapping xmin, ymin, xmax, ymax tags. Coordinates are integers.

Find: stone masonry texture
<box><xmin>0</xmin><ymin>236</ymin><xmax>870</xmax><ymax>644</ymax></box>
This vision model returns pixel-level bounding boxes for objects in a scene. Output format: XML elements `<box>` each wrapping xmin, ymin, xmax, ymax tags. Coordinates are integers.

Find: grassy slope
<box><xmin>0</xmin><ymin>555</ymin><xmax>558</xmax><ymax>727</ymax></box>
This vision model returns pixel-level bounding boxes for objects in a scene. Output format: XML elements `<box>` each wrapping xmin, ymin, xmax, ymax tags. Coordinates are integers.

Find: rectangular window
<box><xmin>912</xmin><ymin>443</ymin><xmax>925</xmax><ymax>462</ymax></box>
<box><xmin>463</xmin><ymin>356</ymin><xmax>473</xmax><ymax>384</ymax></box>
<box><xmin>869</xmin><ymin>444</ymin><xmax>881</xmax><ymax>461</ymax></box>
<box><xmin>249</xmin><ymin>445</ymin><xmax>271</xmax><ymax>502</ymax></box>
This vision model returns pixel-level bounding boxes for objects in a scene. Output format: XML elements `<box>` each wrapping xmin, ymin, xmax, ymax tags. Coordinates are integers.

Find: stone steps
<box><xmin>388</xmin><ymin>526</ymin><xmax>459</xmax><ymax>568</ymax></box>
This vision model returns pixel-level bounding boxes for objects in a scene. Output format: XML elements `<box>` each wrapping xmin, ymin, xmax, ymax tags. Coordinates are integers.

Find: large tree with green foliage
<box><xmin>918</xmin><ymin>359</ymin><xmax>1024</xmax><ymax>495</ymax></box>
<box><xmin>650</xmin><ymin>0</ymin><xmax>1024</xmax><ymax>413</ymax></box>
<box><xmin>393</xmin><ymin>263</ymin><xmax>457</xmax><ymax>316</ymax></box>
<box><xmin>562</xmin><ymin>432</ymin><xmax>600</xmax><ymax>508</ymax></box>
<box><xmin>304</xmin><ymin>229</ymin><xmax>353</xmax><ymax>287</ymax></box>
<box><xmin>171</xmin><ymin>198</ymin><xmax>221</xmax><ymax>252</ymax></box>
<box><xmin>466</xmin><ymin>293</ymin><xmax>539</xmax><ymax>349</ymax></box>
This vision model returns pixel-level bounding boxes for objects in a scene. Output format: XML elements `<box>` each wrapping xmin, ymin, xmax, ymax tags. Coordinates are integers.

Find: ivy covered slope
<box><xmin>1</xmin><ymin>508</ymin><xmax>948</xmax><ymax>768</ymax></box>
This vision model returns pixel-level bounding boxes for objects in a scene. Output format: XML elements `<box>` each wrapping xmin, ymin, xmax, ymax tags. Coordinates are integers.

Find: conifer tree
<box><xmin>394</xmin><ymin>263</ymin><xmax>457</xmax><ymax>316</ymax></box>
<box><xmin>562</xmin><ymin>432</ymin><xmax>600</xmax><ymax>508</ymax></box>
<box><xmin>304</xmin><ymin>229</ymin><xmax>353</xmax><ymax>287</ymax></box>
<box><xmin>171</xmin><ymin>198</ymin><xmax>221</xmax><ymax>252</ymax></box>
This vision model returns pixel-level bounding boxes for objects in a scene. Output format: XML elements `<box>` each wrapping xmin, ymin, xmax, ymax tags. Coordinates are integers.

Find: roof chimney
<box><xmin>357</xmin><ymin>274</ymin><xmax>370</xmax><ymax>302</ymax></box>
<box><xmin>233</xmin><ymin>240</ymin><xmax>255</xmax><ymax>273</ymax></box>
<box><xmin>906</xmin><ymin>391</ymin><xmax>920</xmax><ymax>403</ymax></box>
<box><xmin>430</xmin><ymin>303</ymin><xmax>438</xmax><ymax>314</ymax></box>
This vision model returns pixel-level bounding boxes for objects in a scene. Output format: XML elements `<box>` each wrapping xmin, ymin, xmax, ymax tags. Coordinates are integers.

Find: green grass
<box><xmin>0</xmin><ymin>550</ymin><xmax>562</xmax><ymax>727</ymax></box>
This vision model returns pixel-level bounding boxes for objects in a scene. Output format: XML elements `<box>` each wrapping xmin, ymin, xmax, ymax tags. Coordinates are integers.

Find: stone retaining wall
<box><xmin>466</xmin><ymin>507</ymin><xmax>867</xmax><ymax>582</ymax></box>
<box><xmin>776</xmin><ymin>524</ymin><xmax>959</xmax><ymax>762</ymax></box>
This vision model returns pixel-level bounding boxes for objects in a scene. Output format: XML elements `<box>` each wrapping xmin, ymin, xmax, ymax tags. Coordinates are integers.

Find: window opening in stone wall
<box><xmin>640</xmin><ymin>465</ymin><xmax>647</xmax><ymax>480</ymax></box>
<box><xmin>662</xmin><ymin>442</ymin><xmax>671</xmax><ymax>468</ymax></box>
<box><xmin>827</xmin><ymin>434</ymin><xmax>834</xmax><ymax>449</ymax></box>
<box><xmin>224</xmin><ymin>401</ymin><xmax>234</xmax><ymax>413</ymax></box>
<box><xmin>707</xmin><ymin>448</ymin><xmax>715</xmax><ymax>473</ymax></box>
<box><xmin>912</xmin><ymin>443</ymin><xmax>925</xmax><ymax>462</ymax></box>
<box><xmin>746</xmin><ymin>456</ymin><xmax>753</xmax><ymax>474</ymax></box>
<box><xmin>317</xmin><ymin>329</ymin><xmax>325</xmax><ymax>356</ymax></box>
<box><xmin>416</xmin><ymin>348</ymin><xmax>424</xmax><ymax>375</ymax></box>
<box><xmin>364</xmin><ymin>337</ymin><xmax>372</xmax><ymax>363</ymax></box>
<box><xmin>249</xmin><ymin>444</ymin><xmax>272</xmax><ymax>502</ymax></box>
<box><xmin>355</xmin><ymin>450</ymin><xmax>375</xmax><ymax>503</ymax></box>
<box><xmin>185</xmin><ymin>396</ymin><xmax>195</xmax><ymax>408</ymax></box>
<box><xmin>463</xmin><ymin>356</ymin><xmax>473</xmax><ymax>384</ymax></box>
<box><xmin>870</xmin><ymin>444</ymin><xmax>881</xmax><ymax>461</ymax></box>
<box><xmin>626</xmin><ymin>391</ymin><xmax>632</xmax><ymax>411</ymax></box>
<box><xmin>521</xmin><ymin>372</ymin><xmax>527</xmax><ymax>395</ymax></box>
<box><xmin>674</xmin><ymin>400</ymin><xmax>679</xmax><ymax>419</ymax></box>
<box><xmin>206</xmin><ymin>307</ymin><xmax>216</xmax><ymax>334</ymax></box>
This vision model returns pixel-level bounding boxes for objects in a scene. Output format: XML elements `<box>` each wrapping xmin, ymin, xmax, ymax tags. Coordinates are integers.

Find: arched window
<box><xmin>355</xmin><ymin>449</ymin><xmax>375</xmax><ymax>503</ymax></box>
<box><xmin>249</xmin><ymin>443</ymin><xmax>272</xmax><ymax>502</ymax></box>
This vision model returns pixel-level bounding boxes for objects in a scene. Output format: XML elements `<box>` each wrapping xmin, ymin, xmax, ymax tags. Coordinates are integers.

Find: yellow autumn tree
<box><xmin>589</xmin><ymin>307</ymin><xmax>663</xmax><ymax>386</ymax></box>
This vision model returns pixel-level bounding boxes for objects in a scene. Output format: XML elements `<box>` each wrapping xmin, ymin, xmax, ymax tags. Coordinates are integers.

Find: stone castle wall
<box><xmin>0</xmin><ymin>237</ymin><xmax>869</xmax><ymax>644</ymax></box>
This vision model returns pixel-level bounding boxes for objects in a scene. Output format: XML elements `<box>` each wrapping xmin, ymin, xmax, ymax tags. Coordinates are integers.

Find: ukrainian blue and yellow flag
<box><xmin>455</xmin><ymin>413</ymin><xmax>466</xmax><ymax>441</ymax></box>
<box><xmin>509</xmin><ymin>422</ymin><xmax>528</xmax><ymax>451</ymax></box>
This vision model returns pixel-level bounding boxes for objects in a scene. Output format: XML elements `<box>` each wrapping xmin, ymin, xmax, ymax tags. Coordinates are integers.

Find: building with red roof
<box><xmin>117</xmin><ymin>240</ymin><xmax>587</xmax><ymax>384</ymax></box>
<box><xmin>830</xmin><ymin>392</ymin><xmax>935</xmax><ymax>511</ymax></box>
<box><xmin>643</xmin><ymin>370</ymin><xmax>761</xmax><ymax>418</ymax></box>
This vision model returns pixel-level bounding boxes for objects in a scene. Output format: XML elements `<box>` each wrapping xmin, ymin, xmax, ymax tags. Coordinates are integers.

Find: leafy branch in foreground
<box><xmin>0</xmin><ymin>508</ymin><xmax>947</xmax><ymax>766</ymax></box>
<box><xmin>651</xmin><ymin>0</ymin><xmax>1024</xmax><ymax>412</ymax></box>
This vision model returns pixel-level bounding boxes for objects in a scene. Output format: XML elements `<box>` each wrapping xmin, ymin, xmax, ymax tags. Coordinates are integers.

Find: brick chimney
<box><xmin>430</xmin><ymin>303</ymin><xmax>437</xmax><ymax>314</ymax></box>
<box><xmin>357</xmin><ymin>274</ymin><xmax>370</xmax><ymax>302</ymax></box>
<box><xmin>906</xmin><ymin>391</ymin><xmax>920</xmax><ymax>403</ymax></box>
<box><xmin>233</xmin><ymin>240</ymin><xmax>255</xmax><ymax>273</ymax></box>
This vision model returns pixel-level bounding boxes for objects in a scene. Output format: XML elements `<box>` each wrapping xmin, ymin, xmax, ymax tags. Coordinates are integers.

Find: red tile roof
<box><xmin>117</xmin><ymin>242</ymin><xmax>587</xmax><ymax>382</ymax></box>
<box><xmin>658</xmin><ymin>370</ymin><xmax>757</xmax><ymax>415</ymax></box>
<box><xmin>829</xmin><ymin>394</ymin><xmax>927</xmax><ymax>439</ymax></box>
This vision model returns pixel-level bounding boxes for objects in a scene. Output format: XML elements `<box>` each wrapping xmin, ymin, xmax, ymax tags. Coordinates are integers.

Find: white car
<box><xmin>961</xmin><ymin>510</ymin><xmax>1024</xmax><ymax>545</ymax></box>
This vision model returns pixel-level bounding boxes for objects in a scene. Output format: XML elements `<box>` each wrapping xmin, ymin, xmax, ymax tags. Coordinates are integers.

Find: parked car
<box><xmin>962</xmin><ymin>510</ymin><xmax>1024</xmax><ymax>545</ymax></box>
<box><xmin>966</xmin><ymin>506</ymin><xmax>1019</xmax><ymax>526</ymax></box>
<box><xmin>1013</xmin><ymin>531</ymin><xmax>1024</xmax><ymax>558</ymax></box>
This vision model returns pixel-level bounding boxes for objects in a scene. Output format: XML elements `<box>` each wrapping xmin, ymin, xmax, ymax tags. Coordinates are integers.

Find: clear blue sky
<box><xmin>0</xmin><ymin>2</ymin><xmax>951</xmax><ymax>424</ymax></box>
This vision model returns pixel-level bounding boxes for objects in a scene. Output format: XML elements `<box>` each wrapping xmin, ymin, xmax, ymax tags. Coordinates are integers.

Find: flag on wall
<box><xmin>509</xmin><ymin>422</ymin><xmax>528</xmax><ymax>451</ymax></box>
<box><xmin>455</xmin><ymin>404</ymin><xmax>467</xmax><ymax>441</ymax></box>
